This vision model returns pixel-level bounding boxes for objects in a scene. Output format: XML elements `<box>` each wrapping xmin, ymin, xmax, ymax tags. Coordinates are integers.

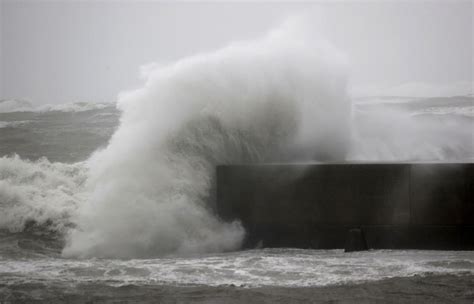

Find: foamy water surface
<box><xmin>1</xmin><ymin>249</ymin><xmax>473</xmax><ymax>287</ymax></box>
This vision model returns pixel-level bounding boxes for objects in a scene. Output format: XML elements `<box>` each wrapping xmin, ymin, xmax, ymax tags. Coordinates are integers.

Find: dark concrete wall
<box><xmin>216</xmin><ymin>163</ymin><xmax>474</xmax><ymax>250</ymax></box>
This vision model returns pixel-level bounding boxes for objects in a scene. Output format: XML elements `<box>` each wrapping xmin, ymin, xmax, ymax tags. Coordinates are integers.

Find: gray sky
<box><xmin>1</xmin><ymin>0</ymin><xmax>472</xmax><ymax>104</ymax></box>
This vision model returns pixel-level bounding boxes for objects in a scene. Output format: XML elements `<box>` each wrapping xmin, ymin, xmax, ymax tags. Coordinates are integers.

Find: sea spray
<box><xmin>62</xmin><ymin>22</ymin><xmax>351</xmax><ymax>258</ymax></box>
<box><xmin>349</xmin><ymin>106</ymin><xmax>474</xmax><ymax>161</ymax></box>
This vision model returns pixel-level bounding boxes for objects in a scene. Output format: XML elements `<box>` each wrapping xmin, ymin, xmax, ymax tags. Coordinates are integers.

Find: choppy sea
<box><xmin>0</xmin><ymin>97</ymin><xmax>473</xmax><ymax>303</ymax></box>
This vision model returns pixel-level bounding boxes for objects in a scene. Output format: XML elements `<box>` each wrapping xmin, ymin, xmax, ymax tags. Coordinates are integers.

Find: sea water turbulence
<box><xmin>63</xmin><ymin>23</ymin><xmax>351</xmax><ymax>258</ymax></box>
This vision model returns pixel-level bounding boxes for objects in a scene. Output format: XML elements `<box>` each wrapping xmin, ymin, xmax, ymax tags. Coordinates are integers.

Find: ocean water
<box><xmin>0</xmin><ymin>97</ymin><xmax>472</xmax><ymax>302</ymax></box>
<box><xmin>1</xmin><ymin>22</ymin><xmax>473</xmax><ymax>301</ymax></box>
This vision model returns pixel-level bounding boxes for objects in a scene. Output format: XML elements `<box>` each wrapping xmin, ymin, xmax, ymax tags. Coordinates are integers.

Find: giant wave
<box><xmin>63</xmin><ymin>21</ymin><xmax>351</xmax><ymax>258</ymax></box>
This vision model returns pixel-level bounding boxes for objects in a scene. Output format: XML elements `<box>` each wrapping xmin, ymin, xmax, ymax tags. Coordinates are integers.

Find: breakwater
<box><xmin>216</xmin><ymin>163</ymin><xmax>474</xmax><ymax>250</ymax></box>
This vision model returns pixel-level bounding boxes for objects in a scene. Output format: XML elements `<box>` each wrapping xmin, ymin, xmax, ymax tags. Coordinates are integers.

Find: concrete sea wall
<box><xmin>216</xmin><ymin>163</ymin><xmax>474</xmax><ymax>250</ymax></box>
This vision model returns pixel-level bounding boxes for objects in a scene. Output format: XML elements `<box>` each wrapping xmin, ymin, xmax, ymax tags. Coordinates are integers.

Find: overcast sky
<box><xmin>1</xmin><ymin>0</ymin><xmax>472</xmax><ymax>104</ymax></box>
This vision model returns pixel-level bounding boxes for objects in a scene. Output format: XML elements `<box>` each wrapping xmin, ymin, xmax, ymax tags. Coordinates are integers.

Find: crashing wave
<box><xmin>62</xmin><ymin>20</ymin><xmax>350</xmax><ymax>258</ymax></box>
<box><xmin>0</xmin><ymin>155</ymin><xmax>87</xmax><ymax>234</ymax></box>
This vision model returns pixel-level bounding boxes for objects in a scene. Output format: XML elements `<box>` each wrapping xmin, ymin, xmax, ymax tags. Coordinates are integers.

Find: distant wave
<box><xmin>0</xmin><ymin>100</ymin><xmax>114</xmax><ymax>113</ymax></box>
<box><xmin>354</xmin><ymin>95</ymin><xmax>474</xmax><ymax>118</ymax></box>
<box><xmin>411</xmin><ymin>106</ymin><xmax>474</xmax><ymax>118</ymax></box>
<box><xmin>37</xmin><ymin>102</ymin><xmax>114</xmax><ymax>113</ymax></box>
<box><xmin>0</xmin><ymin>100</ymin><xmax>34</xmax><ymax>113</ymax></box>
<box><xmin>352</xmin><ymin>81</ymin><xmax>473</xmax><ymax>99</ymax></box>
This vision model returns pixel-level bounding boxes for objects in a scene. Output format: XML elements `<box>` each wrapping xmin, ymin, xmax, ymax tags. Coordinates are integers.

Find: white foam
<box><xmin>0</xmin><ymin>155</ymin><xmax>87</xmax><ymax>233</ymax></box>
<box><xmin>0</xmin><ymin>121</ymin><xmax>32</xmax><ymax>128</ymax></box>
<box><xmin>1</xmin><ymin>249</ymin><xmax>472</xmax><ymax>287</ymax></box>
<box><xmin>63</xmin><ymin>20</ymin><xmax>351</xmax><ymax>258</ymax></box>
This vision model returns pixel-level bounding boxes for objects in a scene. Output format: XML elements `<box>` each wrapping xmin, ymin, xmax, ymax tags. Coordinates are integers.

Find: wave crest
<box><xmin>62</xmin><ymin>22</ymin><xmax>350</xmax><ymax>258</ymax></box>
